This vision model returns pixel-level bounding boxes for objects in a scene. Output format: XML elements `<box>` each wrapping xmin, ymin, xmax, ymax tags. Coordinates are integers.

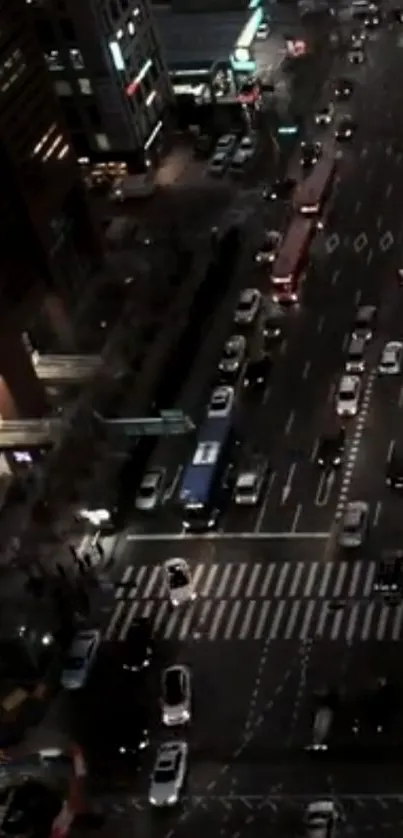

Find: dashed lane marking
<box><xmin>353</xmin><ymin>232</ymin><xmax>368</xmax><ymax>253</ymax></box>
<box><xmin>379</xmin><ymin>230</ymin><xmax>394</xmax><ymax>252</ymax></box>
<box><xmin>335</xmin><ymin>370</ymin><xmax>376</xmax><ymax>520</ymax></box>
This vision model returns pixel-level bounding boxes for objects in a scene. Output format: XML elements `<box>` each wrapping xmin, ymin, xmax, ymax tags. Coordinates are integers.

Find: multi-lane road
<box><xmin>72</xmin><ymin>10</ymin><xmax>403</xmax><ymax>838</ymax></box>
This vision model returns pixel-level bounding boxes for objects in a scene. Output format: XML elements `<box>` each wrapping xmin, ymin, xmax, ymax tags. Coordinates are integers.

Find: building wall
<box><xmin>31</xmin><ymin>0</ymin><xmax>173</xmax><ymax>159</ymax></box>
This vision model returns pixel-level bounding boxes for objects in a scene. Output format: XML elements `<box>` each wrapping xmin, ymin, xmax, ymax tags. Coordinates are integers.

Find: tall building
<box><xmin>30</xmin><ymin>0</ymin><xmax>173</xmax><ymax>166</ymax></box>
<box><xmin>0</xmin><ymin>0</ymin><xmax>102</xmax><ymax>423</ymax></box>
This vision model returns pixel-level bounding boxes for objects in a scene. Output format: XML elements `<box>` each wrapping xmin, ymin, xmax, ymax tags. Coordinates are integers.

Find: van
<box><xmin>346</xmin><ymin>335</ymin><xmax>366</xmax><ymax>372</ymax></box>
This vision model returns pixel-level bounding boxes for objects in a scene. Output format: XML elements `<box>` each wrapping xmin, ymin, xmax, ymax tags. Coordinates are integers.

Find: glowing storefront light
<box><xmin>126</xmin><ymin>58</ymin><xmax>152</xmax><ymax>96</ymax></box>
<box><xmin>109</xmin><ymin>40</ymin><xmax>124</xmax><ymax>71</ymax></box>
<box><xmin>232</xmin><ymin>8</ymin><xmax>261</xmax><ymax>69</ymax></box>
<box><xmin>144</xmin><ymin>119</ymin><xmax>162</xmax><ymax>151</ymax></box>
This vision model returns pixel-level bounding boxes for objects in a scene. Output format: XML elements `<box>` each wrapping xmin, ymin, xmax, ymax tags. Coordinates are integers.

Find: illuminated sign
<box><xmin>109</xmin><ymin>40</ymin><xmax>124</xmax><ymax>71</ymax></box>
<box><xmin>126</xmin><ymin>58</ymin><xmax>152</xmax><ymax>96</ymax></box>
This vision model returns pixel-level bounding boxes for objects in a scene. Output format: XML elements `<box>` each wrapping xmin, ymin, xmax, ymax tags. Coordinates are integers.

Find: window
<box><xmin>54</xmin><ymin>79</ymin><xmax>72</xmax><ymax>95</ymax></box>
<box><xmin>78</xmin><ymin>78</ymin><xmax>92</xmax><ymax>95</ymax></box>
<box><xmin>96</xmin><ymin>134</ymin><xmax>110</xmax><ymax>150</ymax></box>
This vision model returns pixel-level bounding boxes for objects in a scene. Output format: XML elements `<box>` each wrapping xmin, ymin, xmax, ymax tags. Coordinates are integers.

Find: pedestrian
<box><xmin>56</xmin><ymin>562</ymin><xmax>67</xmax><ymax>579</ymax></box>
<box><xmin>82</xmin><ymin>553</ymin><xmax>92</xmax><ymax>570</ymax></box>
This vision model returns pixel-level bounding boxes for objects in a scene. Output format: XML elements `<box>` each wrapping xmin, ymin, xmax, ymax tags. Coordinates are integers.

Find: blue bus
<box><xmin>179</xmin><ymin>414</ymin><xmax>236</xmax><ymax>531</ymax></box>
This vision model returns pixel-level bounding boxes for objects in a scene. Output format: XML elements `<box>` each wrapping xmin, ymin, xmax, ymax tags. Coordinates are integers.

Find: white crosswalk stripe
<box><xmin>105</xmin><ymin>560</ymin><xmax>403</xmax><ymax>643</ymax></box>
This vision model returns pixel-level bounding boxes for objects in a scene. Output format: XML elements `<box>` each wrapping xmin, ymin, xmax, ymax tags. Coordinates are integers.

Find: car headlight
<box><xmin>150</xmin><ymin>797</ymin><xmax>157</xmax><ymax>806</ymax></box>
<box><xmin>182</xmin><ymin>710</ymin><xmax>190</xmax><ymax>721</ymax></box>
<box><xmin>168</xmin><ymin>795</ymin><xmax>177</xmax><ymax>805</ymax></box>
<box><xmin>139</xmin><ymin>736</ymin><xmax>149</xmax><ymax>750</ymax></box>
<box><xmin>119</xmin><ymin>746</ymin><xmax>127</xmax><ymax>754</ymax></box>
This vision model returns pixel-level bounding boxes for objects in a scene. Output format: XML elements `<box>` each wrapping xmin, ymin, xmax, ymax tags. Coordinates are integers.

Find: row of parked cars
<box><xmin>208</xmin><ymin>132</ymin><xmax>258</xmax><ymax>178</ymax></box>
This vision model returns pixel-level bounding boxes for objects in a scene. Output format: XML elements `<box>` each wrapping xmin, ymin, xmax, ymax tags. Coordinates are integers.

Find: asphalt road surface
<box><xmin>68</xmin><ymin>12</ymin><xmax>403</xmax><ymax>838</ymax></box>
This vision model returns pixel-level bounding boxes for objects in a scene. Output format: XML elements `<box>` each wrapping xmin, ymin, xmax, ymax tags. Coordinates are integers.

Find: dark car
<box><xmin>194</xmin><ymin>134</ymin><xmax>214</xmax><ymax>159</ymax></box>
<box><xmin>243</xmin><ymin>356</ymin><xmax>271</xmax><ymax>391</ymax></box>
<box><xmin>121</xmin><ymin>619</ymin><xmax>153</xmax><ymax>672</ymax></box>
<box><xmin>263</xmin><ymin>177</ymin><xmax>296</xmax><ymax>201</ymax></box>
<box><xmin>334</xmin><ymin>78</ymin><xmax>353</xmax><ymax>99</ymax></box>
<box><xmin>390</xmin><ymin>7</ymin><xmax>403</xmax><ymax>22</ymax></box>
<box><xmin>316</xmin><ymin>429</ymin><xmax>346</xmax><ymax>468</ymax></box>
<box><xmin>2</xmin><ymin>781</ymin><xmax>61</xmax><ymax>837</ymax></box>
<box><xmin>386</xmin><ymin>449</ymin><xmax>403</xmax><ymax>490</ymax></box>
<box><xmin>300</xmin><ymin>141</ymin><xmax>322</xmax><ymax>169</ymax></box>
<box><xmin>335</xmin><ymin>116</ymin><xmax>356</xmax><ymax>141</ymax></box>
<box><xmin>373</xmin><ymin>553</ymin><xmax>403</xmax><ymax>594</ymax></box>
<box><xmin>116</xmin><ymin>707</ymin><xmax>150</xmax><ymax>758</ymax></box>
<box><xmin>353</xmin><ymin>680</ymin><xmax>400</xmax><ymax>735</ymax></box>
<box><xmin>263</xmin><ymin>320</ymin><xmax>283</xmax><ymax>349</ymax></box>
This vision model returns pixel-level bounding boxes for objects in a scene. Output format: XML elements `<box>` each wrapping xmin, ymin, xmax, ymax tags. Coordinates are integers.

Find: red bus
<box><xmin>293</xmin><ymin>157</ymin><xmax>336</xmax><ymax>218</ymax></box>
<box><xmin>271</xmin><ymin>217</ymin><xmax>315</xmax><ymax>303</ymax></box>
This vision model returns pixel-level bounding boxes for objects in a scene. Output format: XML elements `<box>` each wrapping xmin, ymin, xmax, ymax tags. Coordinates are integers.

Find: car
<box><xmin>207</xmin><ymin>386</ymin><xmax>235</xmax><ymax>418</ymax></box>
<box><xmin>353</xmin><ymin>679</ymin><xmax>400</xmax><ymax>736</ymax></box>
<box><xmin>334</xmin><ymin>78</ymin><xmax>353</xmax><ymax>99</ymax></box>
<box><xmin>208</xmin><ymin>151</ymin><xmax>227</xmax><ymax>177</ymax></box>
<box><xmin>243</xmin><ymin>356</ymin><xmax>271</xmax><ymax>391</ymax></box>
<box><xmin>373</xmin><ymin>552</ymin><xmax>403</xmax><ymax>594</ymax></box>
<box><xmin>161</xmin><ymin>665</ymin><xmax>192</xmax><ymax>726</ymax></box>
<box><xmin>364</xmin><ymin>11</ymin><xmax>380</xmax><ymax>26</ymax></box>
<box><xmin>300</xmin><ymin>141</ymin><xmax>322</xmax><ymax>168</ymax></box>
<box><xmin>234</xmin><ymin>288</ymin><xmax>261</xmax><ymax>325</ymax></box>
<box><xmin>336</xmin><ymin>375</ymin><xmax>361</xmax><ymax>416</ymax></box>
<box><xmin>239</xmin><ymin>134</ymin><xmax>258</xmax><ymax>157</ymax></box>
<box><xmin>386</xmin><ymin>448</ymin><xmax>403</xmax><ymax>490</ymax></box>
<box><xmin>335</xmin><ymin>116</ymin><xmax>356</xmax><ymax>140</ymax></box>
<box><xmin>314</xmin><ymin>104</ymin><xmax>334</xmax><ymax>126</ymax></box>
<box><xmin>234</xmin><ymin>455</ymin><xmax>267</xmax><ymax>505</ymax></box>
<box><xmin>378</xmin><ymin>341</ymin><xmax>403</xmax><ymax>374</ymax></box>
<box><xmin>120</xmin><ymin>618</ymin><xmax>153</xmax><ymax>672</ymax></box>
<box><xmin>338</xmin><ymin>500</ymin><xmax>369</xmax><ymax>548</ymax></box>
<box><xmin>307</xmin><ymin>690</ymin><xmax>339</xmax><ymax>751</ymax></box>
<box><xmin>215</xmin><ymin>133</ymin><xmax>237</xmax><ymax>154</ymax></box>
<box><xmin>353</xmin><ymin>304</ymin><xmax>377</xmax><ymax>340</ymax></box>
<box><xmin>163</xmin><ymin>558</ymin><xmax>195</xmax><ymax>607</ymax></box>
<box><xmin>229</xmin><ymin>148</ymin><xmax>250</xmax><ymax>176</ymax></box>
<box><xmin>219</xmin><ymin>335</ymin><xmax>247</xmax><ymax>380</ymax></box>
<box><xmin>61</xmin><ymin>629</ymin><xmax>100</xmax><ymax>690</ymax></box>
<box><xmin>256</xmin><ymin>20</ymin><xmax>270</xmax><ymax>38</ymax></box>
<box><xmin>255</xmin><ymin>230</ymin><xmax>282</xmax><ymax>264</ymax></box>
<box><xmin>316</xmin><ymin>429</ymin><xmax>345</xmax><ymax>468</ymax></box>
<box><xmin>348</xmin><ymin>47</ymin><xmax>365</xmax><ymax>63</ymax></box>
<box><xmin>148</xmin><ymin>741</ymin><xmax>188</xmax><ymax>807</ymax></box>
<box><xmin>263</xmin><ymin>320</ymin><xmax>283</xmax><ymax>349</ymax></box>
<box><xmin>351</xmin><ymin>29</ymin><xmax>366</xmax><ymax>46</ymax></box>
<box><xmin>304</xmin><ymin>800</ymin><xmax>337</xmax><ymax>838</ymax></box>
<box><xmin>135</xmin><ymin>468</ymin><xmax>165</xmax><ymax>511</ymax></box>
<box><xmin>263</xmin><ymin>177</ymin><xmax>296</xmax><ymax>201</ymax></box>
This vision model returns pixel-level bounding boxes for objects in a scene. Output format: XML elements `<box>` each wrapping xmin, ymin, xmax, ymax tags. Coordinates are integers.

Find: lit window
<box><xmin>127</xmin><ymin>21</ymin><xmax>135</xmax><ymax>35</ymax></box>
<box><xmin>54</xmin><ymin>80</ymin><xmax>72</xmax><ymax>95</ymax></box>
<box><xmin>116</xmin><ymin>28</ymin><xmax>123</xmax><ymax>39</ymax></box>
<box><xmin>78</xmin><ymin>78</ymin><xmax>92</xmax><ymax>95</ymax></box>
<box><xmin>146</xmin><ymin>90</ymin><xmax>156</xmax><ymax>107</ymax></box>
<box><xmin>96</xmin><ymin>134</ymin><xmax>110</xmax><ymax>150</ymax></box>
<box><xmin>109</xmin><ymin>40</ymin><xmax>125</xmax><ymax>71</ymax></box>
<box><xmin>69</xmin><ymin>48</ymin><xmax>84</xmax><ymax>70</ymax></box>
<box><xmin>45</xmin><ymin>50</ymin><xmax>64</xmax><ymax>71</ymax></box>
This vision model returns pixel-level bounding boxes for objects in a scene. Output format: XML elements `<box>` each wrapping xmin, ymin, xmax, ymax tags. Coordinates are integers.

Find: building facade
<box><xmin>0</xmin><ymin>0</ymin><xmax>102</xmax><ymax>427</ymax></box>
<box><xmin>29</xmin><ymin>0</ymin><xmax>173</xmax><ymax>165</ymax></box>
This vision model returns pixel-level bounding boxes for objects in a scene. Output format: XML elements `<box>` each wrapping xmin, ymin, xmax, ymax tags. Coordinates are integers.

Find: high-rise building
<box><xmin>0</xmin><ymin>0</ymin><xmax>102</xmax><ymax>422</ymax></box>
<box><xmin>30</xmin><ymin>0</ymin><xmax>173</xmax><ymax>165</ymax></box>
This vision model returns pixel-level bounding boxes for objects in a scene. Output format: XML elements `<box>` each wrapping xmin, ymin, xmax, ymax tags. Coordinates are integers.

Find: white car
<box><xmin>208</xmin><ymin>151</ymin><xmax>227</xmax><ymax>176</ymax></box>
<box><xmin>378</xmin><ymin>341</ymin><xmax>402</xmax><ymax>375</ymax></box>
<box><xmin>219</xmin><ymin>335</ymin><xmax>247</xmax><ymax>378</ymax></box>
<box><xmin>234</xmin><ymin>288</ymin><xmax>261</xmax><ymax>325</ymax></box>
<box><xmin>234</xmin><ymin>471</ymin><xmax>263</xmax><ymax>506</ymax></box>
<box><xmin>255</xmin><ymin>231</ymin><xmax>282</xmax><ymax>264</ymax></box>
<box><xmin>239</xmin><ymin>134</ymin><xmax>257</xmax><ymax>159</ymax></box>
<box><xmin>314</xmin><ymin>103</ymin><xmax>334</xmax><ymax>125</ymax></box>
<box><xmin>148</xmin><ymin>741</ymin><xmax>188</xmax><ymax>807</ymax></box>
<box><xmin>161</xmin><ymin>665</ymin><xmax>192</xmax><ymax>726</ymax></box>
<box><xmin>207</xmin><ymin>386</ymin><xmax>235</xmax><ymax>418</ymax></box>
<box><xmin>348</xmin><ymin>47</ymin><xmax>364</xmax><ymax>63</ymax></box>
<box><xmin>163</xmin><ymin>558</ymin><xmax>195</xmax><ymax>607</ymax></box>
<box><xmin>229</xmin><ymin>148</ymin><xmax>249</xmax><ymax>176</ymax></box>
<box><xmin>338</xmin><ymin>500</ymin><xmax>369</xmax><ymax>548</ymax></box>
<box><xmin>216</xmin><ymin>133</ymin><xmax>237</xmax><ymax>154</ymax></box>
<box><xmin>256</xmin><ymin>21</ymin><xmax>270</xmax><ymax>38</ymax></box>
<box><xmin>61</xmin><ymin>629</ymin><xmax>100</xmax><ymax>690</ymax></box>
<box><xmin>336</xmin><ymin>375</ymin><xmax>361</xmax><ymax>416</ymax></box>
<box><xmin>135</xmin><ymin>468</ymin><xmax>165</xmax><ymax>511</ymax></box>
<box><xmin>304</xmin><ymin>800</ymin><xmax>336</xmax><ymax>838</ymax></box>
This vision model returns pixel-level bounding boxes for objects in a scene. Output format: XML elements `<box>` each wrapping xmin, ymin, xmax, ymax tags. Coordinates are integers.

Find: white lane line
<box><xmin>331</xmin><ymin>269</ymin><xmax>340</xmax><ymax>286</ymax></box>
<box><xmin>153</xmin><ymin>601</ymin><xmax>169</xmax><ymax>632</ymax></box>
<box><xmin>376</xmin><ymin>606</ymin><xmax>389</xmax><ymax>641</ymax></box>
<box><xmin>387</xmin><ymin>439</ymin><xmax>395</xmax><ymax>462</ymax></box>
<box><xmin>310</xmin><ymin>438</ymin><xmax>319</xmax><ymax>463</ymax></box>
<box><xmin>105</xmin><ymin>600</ymin><xmax>125</xmax><ymax>640</ymax></box>
<box><xmin>372</xmin><ymin>501</ymin><xmax>382</xmax><ymax>527</ymax></box>
<box><xmin>274</xmin><ymin>563</ymin><xmax>290</xmax><ymax>597</ymax></box>
<box><xmin>346</xmin><ymin>602</ymin><xmax>360</xmax><ymax>642</ymax></box>
<box><xmin>299</xmin><ymin>601</ymin><xmax>315</xmax><ymax>639</ymax></box>
<box><xmin>224</xmin><ymin>601</ymin><xmax>241</xmax><ymax>640</ymax></box>
<box><xmin>254</xmin><ymin>601</ymin><xmax>271</xmax><ymax>640</ymax></box>
<box><xmin>216</xmin><ymin>564</ymin><xmax>232</xmax><ymax>599</ymax></box>
<box><xmin>115</xmin><ymin>565</ymin><xmax>133</xmax><ymax>599</ymax></box>
<box><xmin>281</xmin><ymin>462</ymin><xmax>297</xmax><ymax>504</ymax></box>
<box><xmin>143</xmin><ymin>566</ymin><xmax>160</xmax><ymax>598</ymax></box>
<box><xmin>239</xmin><ymin>601</ymin><xmax>256</xmax><ymax>640</ymax></box>
<box><xmin>230</xmin><ymin>564</ymin><xmax>247</xmax><ymax>597</ymax></box>
<box><xmin>348</xmin><ymin>562</ymin><xmax>361</xmax><ymax>598</ymax></box>
<box><xmin>318</xmin><ymin>563</ymin><xmax>333</xmax><ymax>597</ymax></box>
<box><xmin>254</xmin><ymin>471</ymin><xmax>276</xmax><ymax>532</ymax></box>
<box><xmin>366</xmin><ymin>248</ymin><xmax>373</xmax><ymax>265</ymax></box>
<box><xmin>200</xmin><ymin>565</ymin><xmax>218</xmax><ymax>597</ymax></box>
<box><xmin>363</xmin><ymin>562</ymin><xmax>375</xmax><ymax>598</ymax></box>
<box><xmin>285</xmin><ymin>601</ymin><xmax>301</xmax><ymax>639</ymax></box>
<box><xmin>119</xmin><ymin>600</ymin><xmax>139</xmax><ymax>640</ymax></box>
<box><xmin>209</xmin><ymin>601</ymin><xmax>227</xmax><ymax>640</ymax></box>
<box><xmin>178</xmin><ymin>603</ymin><xmax>197</xmax><ymax>640</ymax></box>
<box><xmin>333</xmin><ymin>562</ymin><xmax>347</xmax><ymax>597</ymax></box>
<box><xmin>289</xmin><ymin>562</ymin><xmax>304</xmax><ymax>597</ymax></box>
<box><xmin>304</xmin><ymin>562</ymin><xmax>319</xmax><ymax>597</ymax></box>
<box><xmin>261</xmin><ymin>564</ymin><xmax>275</xmax><ymax>597</ymax></box>
<box><xmin>245</xmin><ymin>564</ymin><xmax>261</xmax><ymax>598</ymax></box>
<box><xmin>392</xmin><ymin>604</ymin><xmax>403</xmax><ymax>640</ymax></box>
<box><xmin>126</xmin><ymin>531</ymin><xmax>331</xmax><ymax>541</ymax></box>
<box><xmin>291</xmin><ymin>503</ymin><xmax>302</xmax><ymax>533</ymax></box>
<box><xmin>330</xmin><ymin>608</ymin><xmax>344</xmax><ymax>640</ymax></box>
<box><xmin>285</xmin><ymin>410</ymin><xmax>295</xmax><ymax>435</ymax></box>
<box><xmin>165</xmin><ymin>464</ymin><xmax>183</xmax><ymax>501</ymax></box>
<box><xmin>399</xmin><ymin>385</ymin><xmax>403</xmax><ymax>408</ymax></box>
<box><xmin>302</xmin><ymin>360</ymin><xmax>311</xmax><ymax>379</ymax></box>
<box><xmin>386</xmin><ymin>183</ymin><xmax>392</xmax><ymax>198</ymax></box>
<box><xmin>361</xmin><ymin>602</ymin><xmax>375</xmax><ymax>640</ymax></box>
<box><xmin>269</xmin><ymin>600</ymin><xmax>286</xmax><ymax>639</ymax></box>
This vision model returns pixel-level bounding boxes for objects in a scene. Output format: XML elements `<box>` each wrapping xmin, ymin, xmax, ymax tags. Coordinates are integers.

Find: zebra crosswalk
<box><xmin>104</xmin><ymin>560</ymin><xmax>403</xmax><ymax>643</ymax></box>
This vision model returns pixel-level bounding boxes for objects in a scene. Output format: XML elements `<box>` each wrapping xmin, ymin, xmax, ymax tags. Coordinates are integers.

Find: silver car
<box><xmin>234</xmin><ymin>289</ymin><xmax>261</xmax><ymax>325</ymax></box>
<box><xmin>135</xmin><ymin>468</ymin><xmax>165</xmax><ymax>511</ymax></box>
<box><xmin>304</xmin><ymin>800</ymin><xmax>336</xmax><ymax>838</ymax></box>
<box><xmin>148</xmin><ymin>741</ymin><xmax>188</xmax><ymax>807</ymax></box>
<box><xmin>338</xmin><ymin>500</ymin><xmax>369</xmax><ymax>547</ymax></box>
<box><xmin>219</xmin><ymin>335</ymin><xmax>246</xmax><ymax>378</ymax></box>
<box><xmin>61</xmin><ymin>629</ymin><xmax>100</xmax><ymax>690</ymax></box>
<box><xmin>161</xmin><ymin>665</ymin><xmax>192</xmax><ymax>726</ymax></box>
<box><xmin>208</xmin><ymin>151</ymin><xmax>227</xmax><ymax>177</ymax></box>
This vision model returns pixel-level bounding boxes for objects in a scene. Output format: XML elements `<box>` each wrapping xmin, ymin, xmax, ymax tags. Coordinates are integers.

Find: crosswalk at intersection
<box><xmin>104</xmin><ymin>560</ymin><xmax>403</xmax><ymax>643</ymax></box>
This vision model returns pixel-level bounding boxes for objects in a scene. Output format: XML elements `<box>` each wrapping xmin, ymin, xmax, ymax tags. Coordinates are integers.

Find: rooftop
<box><xmin>155</xmin><ymin>7</ymin><xmax>250</xmax><ymax>69</ymax></box>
